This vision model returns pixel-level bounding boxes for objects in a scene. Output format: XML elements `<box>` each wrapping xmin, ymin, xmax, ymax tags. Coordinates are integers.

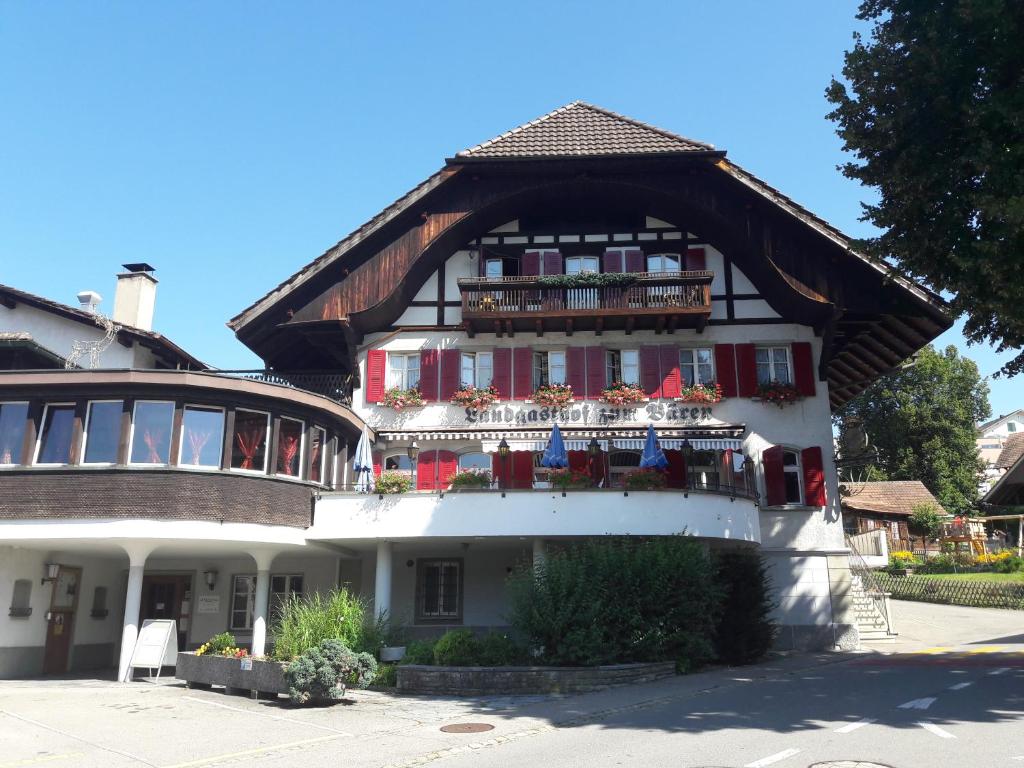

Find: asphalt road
<box><xmin>1</xmin><ymin>601</ymin><xmax>1022</xmax><ymax>768</ymax></box>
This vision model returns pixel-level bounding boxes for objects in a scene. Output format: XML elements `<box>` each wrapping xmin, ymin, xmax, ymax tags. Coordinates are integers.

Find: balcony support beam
<box><xmin>625</xmin><ymin>316</ymin><xmax>635</xmax><ymax>335</ymax></box>
<box><xmin>565</xmin><ymin>318</ymin><xmax>573</xmax><ymax>337</ymax></box>
<box><xmin>595</xmin><ymin>317</ymin><xmax>603</xmax><ymax>336</ymax></box>
<box><xmin>535</xmin><ymin>319</ymin><xmax>543</xmax><ymax>338</ymax></box>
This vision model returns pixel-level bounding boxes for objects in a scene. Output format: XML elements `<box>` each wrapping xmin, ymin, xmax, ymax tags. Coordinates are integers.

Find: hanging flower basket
<box><xmin>531</xmin><ymin>384</ymin><xmax>574</xmax><ymax>408</ymax></box>
<box><xmin>676</xmin><ymin>383</ymin><xmax>723</xmax><ymax>404</ymax></box>
<box><xmin>548</xmin><ymin>468</ymin><xmax>592</xmax><ymax>489</ymax></box>
<box><xmin>450</xmin><ymin>385</ymin><xmax>499</xmax><ymax>409</ymax></box>
<box><xmin>624</xmin><ymin>469</ymin><xmax>668</xmax><ymax>490</ymax></box>
<box><xmin>599</xmin><ymin>381</ymin><xmax>647</xmax><ymax>405</ymax></box>
<box><xmin>378</xmin><ymin>387</ymin><xmax>425</xmax><ymax>411</ymax></box>
<box><xmin>756</xmin><ymin>381</ymin><xmax>801</xmax><ymax>407</ymax></box>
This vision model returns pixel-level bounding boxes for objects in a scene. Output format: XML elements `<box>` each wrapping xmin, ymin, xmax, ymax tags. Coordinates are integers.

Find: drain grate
<box><xmin>440</xmin><ymin>723</ymin><xmax>496</xmax><ymax>734</ymax></box>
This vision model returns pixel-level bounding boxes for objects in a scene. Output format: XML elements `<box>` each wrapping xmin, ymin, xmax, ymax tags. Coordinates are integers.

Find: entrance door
<box><xmin>43</xmin><ymin>566</ymin><xmax>81</xmax><ymax>675</ymax></box>
<box><xmin>141</xmin><ymin>575</ymin><xmax>192</xmax><ymax>650</ymax></box>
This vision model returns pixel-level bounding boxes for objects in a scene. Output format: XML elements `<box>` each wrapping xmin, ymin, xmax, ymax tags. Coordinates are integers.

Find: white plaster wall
<box><xmin>763</xmin><ymin>553</ymin><xmax>833</xmax><ymax>626</ymax></box>
<box><xmin>0</xmin><ymin>546</ymin><xmax>48</xmax><ymax>648</ymax></box>
<box><xmin>411</xmin><ymin>273</ymin><xmax>438</xmax><ymax>303</ymax></box>
<box><xmin>733</xmin><ymin>299</ymin><xmax>781</xmax><ymax>320</ymax></box>
<box><xmin>445</xmin><ymin>251</ymin><xmax>475</xmax><ymax>295</ymax></box>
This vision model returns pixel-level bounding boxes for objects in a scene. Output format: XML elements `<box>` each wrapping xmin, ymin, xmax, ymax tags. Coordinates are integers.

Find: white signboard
<box><xmin>196</xmin><ymin>594</ymin><xmax>221</xmax><ymax>614</ymax></box>
<box><xmin>126</xmin><ymin>619</ymin><xmax>178</xmax><ymax>681</ymax></box>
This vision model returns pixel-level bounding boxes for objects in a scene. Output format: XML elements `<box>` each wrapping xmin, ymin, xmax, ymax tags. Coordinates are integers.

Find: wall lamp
<box><xmin>42</xmin><ymin>562</ymin><xmax>60</xmax><ymax>586</ymax></box>
<box><xmin>203</xmin><ymin>570</ymin><xmax>218</xmax><ymax>591</ymax></box>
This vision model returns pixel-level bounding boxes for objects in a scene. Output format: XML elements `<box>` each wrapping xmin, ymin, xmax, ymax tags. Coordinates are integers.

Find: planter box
<box><xmin>396</xmin><ymin>661</ymin><xmax>675</xmax><ymax>696</ymax></box>
<box><xmin>176</xmin><ymin>652</ymin><xmax>289</xmax><ymax>699</ymax></box>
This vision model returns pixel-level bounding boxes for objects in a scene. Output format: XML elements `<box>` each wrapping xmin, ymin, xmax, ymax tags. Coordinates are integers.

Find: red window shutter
<box><xmin>365</xmin><ymin>350</ymin><xmax>387</xmax><ymax>403</ymax></box>
<box><xmin>419</xmin><ymin>349</ymin><xmax>439</xmax><ymax>402</ymax></box>
<box><xmin>624</xmin><ymin>248</ymin><xmax>644</xmax><ymax>273</ymax></box>
<box><xmin>437</xmin><ymin>450</ymin><xmax>458</xmax><ymax>489</ymax></box>
<box><xmin>522</xmin><ymin>251</ymin><xmax>540</xmax><ymax>276</ymax></box>
<box><xmin>802</xmin><ymin>446</ymin><xmax>826</xmax><ymax>506</ymax></box>
<box><xmin>439</xmin><ymin>349</ymin><xmax>461</xmax><ymax>400</ymax></box>
<box><xmin>416</xmin><ymin>450</ymin><xmax>436</xmax><ymax>490</ymax></box>
<box><xmin>491</xmin><ymin>453</ymin><xmax>508</xmax><ymax>487</ymax></box>
<box><xmin>602</xmin><ymin>250</ymin><xmax>623</xmax><ymax>273</ymax></box>
<box><xmin>762</xmin><ymin>446</ymin><xmax>785</xmax><ymax>506</ymax></box>
<box><xmin>659</xmin><ymin>344</ymin><xmax>681</xmax><ymax>398</ymax></box>
<box><xmin>665</xmin><ymin>449</ymin><xmax>687</xmax><ymax>489</ymax></box>
<box><xmin>492</xmin><ymin>348</ymin><xmax>512</xmax><ymax>399</ymax></box>
<box><xmin>512</xmin><ymin>452</ymin><xmax>534</xmax><ymax>489</ymax></box>
<box><xmin>735</xmin><ymin>343</ymin><xmax>758</xmax><ymax>397</ymax></box>
<box><xmin>791</xmin><ymin>342</ymin><xmax>816</xmax><ymax>397</ymax></box>
<box><xmin>713</xmin><ymin>344</ymin><xmax>738</xmax><ymax>398</ymax></box>
<box><xmin>686</xmin><ymin>247</ymin><xmax>706</xmax><ymax>271</ymax></box>
<box><xmin>640</xmin><ymin>346</ymin><xmax>662</xmax><ymax>397</ymax></box>
<box><xmin>543</xmin><ymin>251</ymin><xmax>563</xmax><ymax>275</ymax></box>
<box><xmin>513</xmin><ymin>347</ymin><xmax>533</xmax><ymax>399</ymax></box>
<box><xmin>566</xmin><ymin>347</ymin><xmax>586</xmax><ymax>398</ymax></box>
<box><xmin>372</xmin><ymin>451</ymin><xmax>383</xmax><ymax>478</ymax></box>
<box><xmin>568</xmin><ymin>450</ymin><xmax>588</xmax><ymax>472</ymax></box>
<box><xmin>586</xmin><ymin>346</ymin><xmax>605</xmax><ymax>397</ymax></box>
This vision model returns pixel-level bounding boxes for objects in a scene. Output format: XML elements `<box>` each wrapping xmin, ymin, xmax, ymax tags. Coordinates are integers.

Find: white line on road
<box><xmin>948</xmin><ymin>682</ymin><xmax>973</xmax><ymax>690</ymax></box>
<box><xmin>180</xmin><ymin>695</ymin><xmax>352</xmax><ymax>735</ymax></box>
<box><xmin>918</xmin><ymin>722</ymin><xmax>957</xmax><ymax>739</ymax></box>
<box><xmin>835</xmin><ymin>718</ymin><xmax>876</xmax><ymax>733</ymax></box>
<box><xmin>744</xmin><ymin>748</ymin><xmax>802</xmax><ymax>767</ymax></box>
<box><xmin>988</xmin><ymin>667</ymin><xmax>1011</xmax><ymax>676</ymax></box>
<box><xmin>898</xmin><ymin>697</ymin><xmax>937</xmax><ymax>710</ymax></box>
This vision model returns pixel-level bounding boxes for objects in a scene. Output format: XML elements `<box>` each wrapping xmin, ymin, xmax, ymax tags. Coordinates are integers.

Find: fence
<box><xmin>875</xmin><ymin>573</ymin><xmax>1024</xmax><ymax>610</ymax></box>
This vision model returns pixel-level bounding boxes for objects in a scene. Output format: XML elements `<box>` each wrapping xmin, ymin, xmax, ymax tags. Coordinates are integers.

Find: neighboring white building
<box><xmin>976</xmin><ymin>409</ymin><xmax>1024</xmax><ymax>495</ymax></box>
<box><xmin>0</xmin><ymin>102</ymin><xmax>952</xmax><ymax>679</ymax></box>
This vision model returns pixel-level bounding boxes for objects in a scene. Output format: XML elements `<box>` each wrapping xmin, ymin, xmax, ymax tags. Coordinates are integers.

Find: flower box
<box><xmin>599</xmin><ymin>382</ymin><xmax>647</xmax><ymax>405</ymax></box>
<box><xmin>378</xmin><ymin>387</ymin><xmax>425</xmax><ymax>411</ymax></box>
<box><xmin>450</xmin><ymin>385</ymin><xmax>499</xmax><ymax>409</ymax></box>
<box><xmin>176</xmin><ymin>652</ymin><xmax>289</xmax><ymax>699</ymax></box>
<box><xmin>548</xmin><ymin>468</ymin><xmax>593</xmax><ymax>490</ymax></box>
<box><xmin>676</xmin><ymin>383</ymin><xmax>723</xmax><ymax>404</ymax></box>
<box><xmin>531</xmin><ymin>384</ymin><xmax>574</xmax><ymax>408</ymax></box>
<box><xmin>755</xmin><ymin>381</ymin><xmax>801</xmax><ymax>407</ymax></box>
<box><xmin>624</xmin><ymin>469</ymin><xmax>668</xmax><ymax>490</ymax></box>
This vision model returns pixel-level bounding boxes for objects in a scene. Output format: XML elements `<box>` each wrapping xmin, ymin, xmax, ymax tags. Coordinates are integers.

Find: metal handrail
<box><xmin>845</xmin><ymin>534</ymin><xmax>893</xmax><ymax>635</ymax></box>
<box><xmin>458</xmin><ymin>270</ymin><xmax>714</xmax><ymax>290</ymax></box>
<box><xmin>212</xmin><ymin>369</ymin><xmax>352</xmax><ymax>405</ymax></box>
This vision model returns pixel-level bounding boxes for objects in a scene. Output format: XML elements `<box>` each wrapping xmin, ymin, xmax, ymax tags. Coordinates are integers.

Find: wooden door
<box><xmin>141</xmin><ymin>575</ymin><xmax>192</xmax><ymax>649</ymax></box>
<box><xmin>43</xmin><ymin>566</ymin><xmax>81</xmax><ymax>675</ymax></box>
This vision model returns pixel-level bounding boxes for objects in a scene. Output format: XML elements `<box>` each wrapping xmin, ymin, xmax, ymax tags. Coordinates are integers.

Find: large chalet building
<box><xmin>0</xmin><ymin>103</ymin><xmax>950</xmax><ymax>678</ymax></box>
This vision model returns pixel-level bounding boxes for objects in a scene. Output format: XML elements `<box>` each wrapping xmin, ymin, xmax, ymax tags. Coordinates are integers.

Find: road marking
<box><xmin>898</xmin><ymin>697</ymin><xmax>937</xmax><ymax>710</ymax></box>
<box><xmin>0</xmin><ymin>754</ymin><xmax>84</xmax><ymax>768</ymax></box>
<box><xmin>0</xmin><ymin>710</ymin><xmax>157</xmax><ymax>767</ymax></box>
<box><xmin>835</xmin><ymin>718</ymin><xmax>875</xmax><ymax>733</ymax></box>
<box><xmin>912</xmin><ymin>647</ymin><xmax>952</xmax><ymax>654</ymax></box>
<box><xmin>918</xmin><ymin>721</ymin><xmax>956</xmax><ymax>739</ymax></box>
<box><xmin>988</xmin><ymin>667</ymin><xmax>1011</xmax><ymax>676</ymax></box>
<box><xmin>744</xmin><ymin>748</ymin><xmax>802</xmax><ymax>767</ymax></box>
<box><xmin>967</xmin><ymin>645</ymin><xmax>1006</xmax><ymax>654</ymax></box>
<box><xmin>160</xmin><ymin>734</ymin><xmax>346</xmax><ymax>768</ymax></box>
<box><xmin>180</xmin><ymin>695</ymin><xmax>351</xmax><ymax>735</ymax></box>
<box><xmin>948</xmin><ymin>682</ymin><xmax>973</xmax><ymax>690</ymax></box>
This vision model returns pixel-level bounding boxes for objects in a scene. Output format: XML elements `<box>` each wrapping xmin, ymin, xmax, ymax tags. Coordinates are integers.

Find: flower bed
<box><xmin>756</xmin><ymin>381</ymin><xmax>801</xmax><ymax>407</ymax></box>
<box><xmin>531</xmin><ymin>384</ymin><xmax>574</xmax><ymax>407</ymax></box>
<box><xmin>548</xmin><ymin>467</ymin><xmax>592</xmax><ymax>490</ymax></box>
<box><xmin>378</xmin><ymin>387</ymin><xmax>425</xmax><ymax>411</ymax></box>
<box><xmin>176</xmin><ymin>652</ymin><xmax>289</xmax><ymax>699</ymax></box>
<box><xmin>599</xmin><ymin>381</ymin><xmax>647</xmax><ymax>405</ymax></box>
<box><xmin>677</xmin><ymin>383</ymin><xmax>723</xmax><ymax>404</ymax></box>
<box><xmin>450</xmin><ymin>385</ymin><xmax>499</xmax><ymax>409</ymax></box>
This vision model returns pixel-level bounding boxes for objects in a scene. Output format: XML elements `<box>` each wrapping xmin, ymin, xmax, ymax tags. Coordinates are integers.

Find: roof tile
<box><xmin>841</xmin><ymin>480</ymin><xmax>946</xmax><ymax>517</ymax></box>
<box><xmin>996</xmin><ymin>433</ymin><xmax>1024</xmax><ymax>470</ymax></box>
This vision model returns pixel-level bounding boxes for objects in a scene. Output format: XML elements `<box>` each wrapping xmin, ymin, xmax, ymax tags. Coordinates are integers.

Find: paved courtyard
<box><xmin>1</xmin><ymin>601</ymin><xmax>1022</xmax><ymax>768</ymax></box>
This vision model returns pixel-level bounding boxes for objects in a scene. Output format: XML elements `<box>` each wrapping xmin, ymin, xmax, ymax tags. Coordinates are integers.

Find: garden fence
<box><xmin>875</xmin><ymin>573</ymin><xmax>1024</xmax><ymax>610</ymax></box>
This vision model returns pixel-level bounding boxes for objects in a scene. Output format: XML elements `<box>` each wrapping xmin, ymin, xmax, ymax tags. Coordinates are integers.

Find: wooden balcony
<box><xmin>458</xmin><ymin>271</ymin><xmax>713</xmax><ymax>336</ymax></box>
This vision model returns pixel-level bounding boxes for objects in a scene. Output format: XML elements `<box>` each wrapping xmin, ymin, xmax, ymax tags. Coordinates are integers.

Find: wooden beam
<box><xmin>595</xmin><ymin>316</ymin><xmax>603</xmax><ymax>336</ymax></box>
<box><xmin>625</xmin><ymin>316</ymin><xmax>635</xmax><ymax>335</ymax></box>
<box><xmin>463</xmin><ymin>320</ymin><xmax>475</xmax><ymax>339</ymax></box>
<box><xmin>565</xmin><ymin>318</ymin><xmax>573</xmax><ymax>337</ymax></box>
<box><xmin>655</xmin><ymin>315</ymin><xmax>665</xmax><ymax>335</ymax></box>
<box><xmin>494</xmin><ymin>320</ymin><xmax>503</xmax><ymax>339</ymax></box>
<box><xmin>695</xmin><ymin>314</ymin><xmax>707</xmax><ymax>334</ymax></box>
<box><xmin>505</xmin><ymin>320</ymin><xmax>514</xmax><ymax>338</ymax></box>
<box><xmin>666</xmin><ymin>315</ymin><xmax>678</xmax><ymax>334</ymax></box>
<box><xmin>535</xmin><ymin>319</ymin><xmax>543</xmax><ymax>338</ymax></box>
<box><xmin>0</xmin><ymin>295</ymin><xmax>15</xmax><ymax>310</ymax></box>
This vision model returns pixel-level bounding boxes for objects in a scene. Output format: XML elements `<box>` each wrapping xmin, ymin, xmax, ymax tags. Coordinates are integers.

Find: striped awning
<box><xmin>376</xmin><ymin>428</ymin><xmax>744</xmax><ymax>453</ymax></box>
<box><xmin>481</xmin><ymin>439</ymin><xmax>611</xmax><ymax>453</ymax></box>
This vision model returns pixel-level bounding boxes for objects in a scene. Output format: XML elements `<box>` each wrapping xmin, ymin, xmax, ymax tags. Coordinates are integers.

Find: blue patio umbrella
<box><xmin>639</xmin><ymin>424</ymin><xmax>669</xmax><ymax>469</ymax></box>
<box><xmin>540</xmin><ymin>423</ymin><xmax>570</xmax><ymax>468</ymax></box>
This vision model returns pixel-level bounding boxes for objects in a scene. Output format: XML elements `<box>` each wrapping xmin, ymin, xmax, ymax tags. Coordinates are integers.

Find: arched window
<box><xmin>458</xmin><ymin>452</ymin><xmax>490</xmax><ymax>471</ymax></box>
<box><xmin>384</xmin><ymin>454</ymin><xmax>414</xmax><ymax>474</ymax></box>
<box><xmin>609</xmin><ymin>450</ymin><xmax>640</xmax><ymax>487</ymax></box>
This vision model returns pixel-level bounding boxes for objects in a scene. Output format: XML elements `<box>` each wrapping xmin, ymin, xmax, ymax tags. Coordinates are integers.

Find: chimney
<box><xmin>113</xmin><ymin>263</ymin><xmax>158</xmax><ymax>331</ymax></box>
<box><xmin>76</xmin><ymin>290</ymin><xmax>102</xmax><ymax>314</ymax></box>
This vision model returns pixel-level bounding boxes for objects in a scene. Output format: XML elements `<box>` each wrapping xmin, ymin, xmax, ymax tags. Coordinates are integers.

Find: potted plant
<box><xmin>450</xmin><ymin>384</ymin><xmax>499</xmax><ymax>409</ymax></box>
<box><xmin>447</xmin><ymin>469</ymin><xmax>492</xmax><ymax>489</ymax></box>
<box><xmin>624</xmin><ymin>469</ymin><xmax>668</xmax><ymax>490</ymax></box>
<box><xmin>548</xmin><ymin>468</ymin><xmax>592</xmax><ymax>490</ymax></box>
<box><xmin>756</xmin><ymin>381</ymin><xmax>801</xmax><ymax>407</ymax></box>
<box><xmin>531</xmin><ymin>383</ymin><xmax>574</xmax><ymax>407</ymax></box>
<box><xmin>677</xmin><ymin>382</ymin><xmax>723</xmax><ymax>404</ymax></box>
<box><xmin>375</xmin><ymin>471</ymin><xmax>413</xmax><ymax>494</ymax></box>
<box><xmin>599</xmin><ymin>381</ymin><xmax>647</xmax><ymax>405</ymax></box>
<box><xmin>378</xmin><ymin>386</ymin><xmax>425</xmax><ymax>411</ymax></box>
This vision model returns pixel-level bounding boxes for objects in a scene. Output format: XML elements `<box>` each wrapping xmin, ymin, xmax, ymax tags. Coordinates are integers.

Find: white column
<box><xmin>117</xmin><ymin>546</ymin><xmax>152</xmax><ymax>683</ymax></box>
<box><xmin>374</xmin><ymin>541</ymin><xmax>393</xmax><ymax>620</ymax></box>
<box><xmin>532</xmin><ymin>538</ymin><xmax>547</xmax><ymax>569</ymax></box>
<box><xmin>250</xmin><ymin>551</ymin><xmax>276</xmax><ymax>658</ymax></box>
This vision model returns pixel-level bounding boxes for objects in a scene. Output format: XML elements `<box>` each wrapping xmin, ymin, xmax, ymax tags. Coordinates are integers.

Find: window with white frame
<box><xmin>533</xmin><ymin>350</ymin><xmax>566</xmax><ymax>389</ymax></box>
<box><xmin>81</xmin><ymin>400</ymin><xmax>123</xmax><ymax>465</ymax></box>
<box><xmin>484</xmin><ymin>258</ymin><xmax>503</xmax><ymax>278</ymax></box>
<box><xmin>35</xmin><ymin>403</ymin><xmax>76</xmax><ymax>465</ymax></box>
<box><xmin>679</xmin><ymin>348</ymin><xmax>715</xmax><ymax>387</ymax></box>
<box><xmin>461</xmin><ymin>351</ymin><xmax>493</xmax><ymax>388</ymax></box>
<box><xmin>0</xmin><ymin>402</ymin><xmax>29</xmax><ymax>466</ymax></box>
<box><xmin>416</xmin><ymin>558</ymin><xmax>462</xmax><ymax>622</ymax></box>
<box><xmin>565</xmin><ymin>255</ymin><xmax>599</xmax><ymax>274</ymax></box>
<box><xmin>230</xmin><ymin>573</ymin><xmax>304</xmax><ymax>630</ymax></box>
<box><xmin>646</xmin><ymin>253</ymin><xmax>682</xmax><ymax>273</ymax></box>
<box><xmin>309</xmin><ymin>427</ymin><xmax>327</xmax><ymax>484</ymax></box>
<box><xmin>179</xmin><ymin>405</ymin><xmax>224</xmax><ymax>468</ymax></box>
<box><xmin>782</xmin><ymin>449</ymin><xmax>802</xmax><ymax>505</ymax></box>
<box><xmin>270</xmin><ymin>574</ymin><xmax>303</xmax><ymax>623</ymax></box>
<box><xmin>387</xmin><ymin>353</ymin><xmax>421</xmax><ymax>390</ymax></box>
<box><xmin>458</xmin><ymin>452</ymin><xmax>490</xmax><ymax>471</ymax></box>
<box><xmin>606</xmin><ymin>349</ymin><xmax>640</xmax><ymax>386</ymax></box>
<box><xmin>384</xmin><ymin>453</ymin><xmax>414</xmax><ymax>476</ymax></box>
<box><xmin>129</xmin><ymin>401</ymin><xmax>174</xmax><ymax>465</ymax></box>
<box><xmin>756</xmin><ymin>346</ymin><xmax>791</xmax><ymax>385</ymax></box>
<box><xmin>276</xmin><ymin>417</ymin><xmax>304</xmax><ymax>477</ymax></box>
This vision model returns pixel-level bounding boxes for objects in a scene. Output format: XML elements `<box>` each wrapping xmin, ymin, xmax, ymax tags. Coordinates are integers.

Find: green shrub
<box><xmin>206</xmin><ymin>632</ymin><xmax>235</xmax><ymax>655</ymax></box>
<box><xmin>994</xmin><ymin>555</ymin><xmax>1024</xmax><ymax>574</ymax></box>
<box><xmin>476</xmin><ymin>632</ymin><xmax>525</xmax><ymax>666</ymax></box>
<box><xmin>713</xmin><ymin>551</ymin><xmax>777</xmax><ymax>665</ymax></box>
<box><xmin>624</xmin><ymin>469</ymin><xmax>667</xmax><ymax>490</ymax></box>
<box><xmin>371</xmin><ymin>663</ymin><xmax>397</xmax><ymax>688</ymax></box>
<box><xmin>375</xmin><ymin>471</ymin><xmax>413</xmax><ymax>494</ymax></box>
<box><xmin>507</xmin><ymin>536</ymin><xmax>722</xmax><ymax>667</ymax></box>
<box><xmin>285</xmin><ymin>639</ymin><xmax>378</xmax><ymax>705</ymax></box>
<box><xmin>433</xmin><ymin>629</ymin><xmax>481</xmax><ymax>666</ymax></box>
<box><xmin>272</xmin><ymin>588</ymin><xmax>368</xmax><ymax>661</ymax></box>
<box><xmin>909</xmin><ymin>502</ymin><xmax>943</xmax><ymax>538</ymax></box>
<box><xmin>400</xmin><ymin>639</ymin><xmax>437</xmax><ymax>665</ymax></box>
<box><xmin>448</xmin><ymin>470</ymin><xmax>492</xmax><ymax>489</ymax></box>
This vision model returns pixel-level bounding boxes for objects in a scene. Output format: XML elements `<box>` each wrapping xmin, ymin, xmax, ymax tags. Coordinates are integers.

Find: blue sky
<box><xmin>0</xmin><ymin>2</ymin><xmax>1017</xmax><ymax>417</ymax></box>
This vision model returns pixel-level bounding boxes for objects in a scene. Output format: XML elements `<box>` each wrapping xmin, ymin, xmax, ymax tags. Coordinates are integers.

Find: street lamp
<box><xmin>407</xmin><ymin>441</ymin><xmax>419</xmax><ymax>487</ymax></box>
<box><xmin>497</xmin><ymin>438</ymin><xmax>510</xmax><ymax>493</ymax></box>
<box><xmin>681</xmin><ymin>439</ymin><xmax>694</xmax><ymax>491</ymax></box>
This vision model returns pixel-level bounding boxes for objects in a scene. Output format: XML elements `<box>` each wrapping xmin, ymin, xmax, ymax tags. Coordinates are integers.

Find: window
<box><xmin>417</xmin><ymin>559</ymin><xmax>462</xmax><ymax>622</ymax></box>
<box><xmin>276</xmin><ymin>417</ymin><xmax>304</xmax><ymax>477</ymax></box>
<box><xmin>309</xmin><ymin>427</ymin><xmax>327</xmax><ymax>484</ymax></box>
<box><xmin>129</xmin><ymin>401</ymin><xmax>174</xmax><ymax>465</ymax></box>
<box><xmin>0</xmin><ymin>402</ymin><xmax>29</xmax><ymax>466</ymax></box>
<box><xmin>384</xmin><ymin>454</ymin><xmax>414</xmax><ymax>474</ymax></box>
<box><xmin>9</xmin><ymin>579</ymin><xmax>31</xmax><ymax>618</ymax></box>
<box><xmin>461</xmin><ymin>351</ymin><xmax>493</xmax><ymax>388</ymax></box>
<box><xmin>680</xmin><ymin>348</ymin><xmax>715</xmax><ymax>387</ymax></box>
<box><xmin>270</xmin><ymin>575</ymin><xmax>303</xmax><ymax>622</ymax></box>
<box><xmin>82</xmin><ymin>401</ymin><xmax>123</xmax><ymax>464</ymax></box>
<box><xmin>533</xmin><ymin>350</ymin><xmax>566</xmax><ymax>389</ymax></box>
<box><xmin>230</xmin><ymin>409</ymin><xmax>269</xmax><ymax>472</ymax></box>
<box><xmin>609</xmin><ymin>451</ymin><xmax>641</xmax><ymax>487</ymax></box>
<box><xmin>35</xmin><ymin>404</ymin><xmax>75</xmax><ymax>465</ymax></box>
<box><xmin>230</xmin><ymin>575</ymin><xmax>256</xmax><ymax>631</ymax></box>
<box><xmin>1009</xmin><ymin>422</ymin><xmax>1018</xmax><ymax>433</ymax></box>
<box><xmin>458</xmin><ymin>452</ymin><xmax>490</xmax><ymax>471</ymax></box>
<box><xmin>647</xmin><ymin>253</ymin><xmax>681</xmax><ymax>273</ymax></box>
<box><xmin>484</xmin><ymin>258</ymin><xmax>503</xmax><ymax>278</ymax></box>
<box><xmin>606</xmin><ymin>350</ymin><xmax>640</xmax><ymax>386</ymax></box>
<box><xmin>782</xmin><ymin>449</ymin><xmax>802</xmax><ymax>505</ymax></box>
<box><xmin>90</xmin><ymin>586</ymin><xmax>108</xmax><ymax>618</ymax></box>
<box><xmin>179</xmin><ymin>406</ymin><xmax>225</xmax><ymax>468</ymax></box>
<box><xmin>565</xmin><ymin>255</ymin><xmax>599</xmax><ymax>274</ymax></box>
<box><xmin>756</xmin><ymin>346</ymin><xmax>791</xmax><ymax>385</ymax></box>
<box><xmin>387</xmin><ymin>353</ymin><xmax>421</xmax><ymax>390</ymax></box>
<box><xmin>689</xmin><ymin>450</ymin><xmax>720</xmax><ymax>490</ymax></box>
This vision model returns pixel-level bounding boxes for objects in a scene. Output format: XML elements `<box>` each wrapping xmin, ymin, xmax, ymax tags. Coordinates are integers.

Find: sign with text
<box><xmin>463</xmin><ymin>402</ymin><xmax>714</xmax><ymax>426</ymax></box>
<box><xmin>127</xmin><ymin>619</ymin><xmax>177</xmax><ymax>680</ymax></box>
<box><xmin>196</xmin><ymin>594</ymin><xmax>221</xmax><ymax>614</ymax></box>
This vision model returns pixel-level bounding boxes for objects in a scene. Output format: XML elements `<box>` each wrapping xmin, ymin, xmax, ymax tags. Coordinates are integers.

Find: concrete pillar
<box><xmin>249</xmin><ymin>550</ymin><xmax>277</xmax><ymax>658</ymax></box>
<box><xmin>117</xmin><ymin>546</ymin><xmax>152</xmax><ymax>682</ymax></box>
<box><xmin>532</xmin><ymin>538</ymin><xmax>547</xmax><ymax>569</ymax></box>
<box><xmin>374</xmin><ymin>541</ymin><xmax>393</xmax><ymax>620</ymax></box>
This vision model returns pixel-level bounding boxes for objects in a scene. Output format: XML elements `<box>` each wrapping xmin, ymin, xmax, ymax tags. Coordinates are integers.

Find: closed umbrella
<box><xmin>353</xmin><ymin>429</ymin><xmax>375</xmax><ymax>493</ymax></box>
<box><xmin>540</xmin><ymin>423</ymin><xmax>569</xmax><ymax>468</ymax></box>
<box><xmin>639</xmin><ymin>424</ymin><xmax>668</xmax><ymax>469</ymax></box>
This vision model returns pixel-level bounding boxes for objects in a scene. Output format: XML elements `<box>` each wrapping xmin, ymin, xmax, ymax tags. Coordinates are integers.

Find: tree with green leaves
<box><xmin>826</xmin><ymin>0</ymin><xmax>1024</xmax><ymax>376</ymax></box>
<box><xmin>836</xmin><ymin>345</ymin><xmax>990</xmax><ymax>515</ymax></box>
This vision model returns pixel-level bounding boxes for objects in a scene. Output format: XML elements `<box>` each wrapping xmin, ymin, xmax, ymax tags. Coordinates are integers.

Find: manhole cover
<box><xmin>809</xmin><ymin>762</ymin><xmax>895</xmax><ymax>768</ymax></box>
<box><xmin>440</xmin><ymin>723</ymin><xmax>495</xmax><ymax>734</ymax></box>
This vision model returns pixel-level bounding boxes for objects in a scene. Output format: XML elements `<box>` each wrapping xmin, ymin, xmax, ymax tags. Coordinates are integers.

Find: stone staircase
<box><xmin>850</xmin><ymin>573</ymin><xmax>897</xmax><ymax>643</ymax></box>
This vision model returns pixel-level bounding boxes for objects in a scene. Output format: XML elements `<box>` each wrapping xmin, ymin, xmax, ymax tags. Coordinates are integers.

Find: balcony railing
<box><xmin>214</xmin><ymin>370</ymin><xmax>352</xmax><ymax>405</ymax></box>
